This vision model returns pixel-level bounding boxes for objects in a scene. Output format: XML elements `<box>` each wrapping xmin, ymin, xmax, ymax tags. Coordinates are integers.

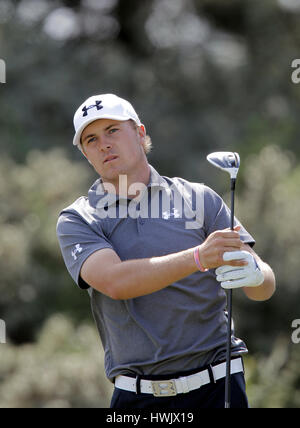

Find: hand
<box><xmin>215</xmin><ymin>250</ymin><xmax>264</xmax><ymax>289</ymax></box>
<box><xmin>198</xmin><ymin>226</ymin><xmax>247</xmax><ymax>270</ymax></box>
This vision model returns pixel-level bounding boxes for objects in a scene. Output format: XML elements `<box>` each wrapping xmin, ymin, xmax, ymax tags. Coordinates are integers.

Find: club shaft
<box><xmin>230</xmin><ymin>178</ymin><xmax>235</xmax><ymax>229</ymax></box>
<box><xmin>225</xmin><ymin>180</ymin><xmax>236</xmax><ymax>408</ymax></box>
<box><xmin>225</xmin><ymin>289</ymin><xmax>232</xmax><ymax>408</ymax></box>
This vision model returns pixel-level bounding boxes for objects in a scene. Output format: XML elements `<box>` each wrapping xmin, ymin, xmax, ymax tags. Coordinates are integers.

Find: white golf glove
<box><xmin>215</xmin><ymin>251</ymin><xmax>264</xmax><ymax>289</ymax></box>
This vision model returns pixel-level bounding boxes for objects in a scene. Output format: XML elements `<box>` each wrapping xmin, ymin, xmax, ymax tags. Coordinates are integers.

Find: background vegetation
<box><xmin>0</xmin><ymin>0</ymin><xmax>300</xmax><ymax>408</ymax></box>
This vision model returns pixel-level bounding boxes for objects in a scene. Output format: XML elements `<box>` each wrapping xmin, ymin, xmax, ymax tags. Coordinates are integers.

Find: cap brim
<box><xmin>73</xmin><ymin>114</ymin><xmax>141</xmax><ymax>148</ymax></box>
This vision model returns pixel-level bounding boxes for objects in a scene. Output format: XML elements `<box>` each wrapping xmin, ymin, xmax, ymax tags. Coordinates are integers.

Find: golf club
<box><xmin>206</xmin><ymin>151</ymin><xmax>240</xmax><ymax>409</ymax></box>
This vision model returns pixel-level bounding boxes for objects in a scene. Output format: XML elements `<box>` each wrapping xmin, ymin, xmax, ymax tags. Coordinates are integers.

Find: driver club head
<box><xmin>207</xmin><ymin>152</ymin><xmax>240</xmax><ymax>179</ymax></box>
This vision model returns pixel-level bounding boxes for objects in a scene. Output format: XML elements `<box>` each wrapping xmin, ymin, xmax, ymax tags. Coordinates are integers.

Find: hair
<box><xmin>129</xmin><ymin>120</ymin><xmax>153</xmax><ymax>155</ymax></box>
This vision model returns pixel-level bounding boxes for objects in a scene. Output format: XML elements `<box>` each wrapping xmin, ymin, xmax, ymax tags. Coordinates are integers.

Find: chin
<box><xmin>95</xmin><ymin>166</ymin><xmax>120</xmax><ymax>183</ymax></box>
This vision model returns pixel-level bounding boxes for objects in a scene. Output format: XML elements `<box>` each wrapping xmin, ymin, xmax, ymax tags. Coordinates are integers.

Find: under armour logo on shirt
<box><xmin>82</xmin><ymin>100</ymin><xmax>103</xmax><ymax>117</ymax></box>
<box><xmin>162</xmin><ymin>208</ymin><xmax>181</xmax><ymax>220</ymax></box>
<box><xmin>71</xmin><ymin>244</ymin><xmax>83</xmax><ymax>260</ymax></box>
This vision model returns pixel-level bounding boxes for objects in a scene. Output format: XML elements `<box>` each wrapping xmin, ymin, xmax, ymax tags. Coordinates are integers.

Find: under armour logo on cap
<box><xmin>73</xmin><ymin>94</ymin><xmax>142</xmax><ymax>150</ymax></box>
<box><xmin>82</xmin><ymin>100</ymin><xmax>103</xmax><ymax>117</ymax></box>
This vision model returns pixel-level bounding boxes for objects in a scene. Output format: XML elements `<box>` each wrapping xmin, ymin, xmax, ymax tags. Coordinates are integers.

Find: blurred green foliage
<box><xmin>1</xmin><ymin>0</ymin><xmax>300</xmax><ymax>408</ymax></box>
<box><xmin>0</xmin><ymin>314</ymin><xmax>113</xmax><ymax>407</ymax></box>
<box><xmin>246</xmin><ymin>337</ymin><xmax>300</xmax><ymax>408</ymax></box>
<box><xmin>0</xmin><ymin>149</ymin><xmax>95</xmax><ymax>343</ymax></box>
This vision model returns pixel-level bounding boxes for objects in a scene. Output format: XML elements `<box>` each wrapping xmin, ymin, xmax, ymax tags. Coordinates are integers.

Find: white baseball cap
<box><xmin>73</xmin><ymin>93</ymin><xmax>142</xmax><ymax>149</ymax></box>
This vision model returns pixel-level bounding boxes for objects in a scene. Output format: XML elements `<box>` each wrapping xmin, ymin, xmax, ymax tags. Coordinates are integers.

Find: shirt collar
<box><xmin>147</xmin><ymin>165</ymin><xmax>169</xmax><ymax>189</ymax></box>
<box><xmin>88</xmin><ymin>164</ymin><xmax>169</xmax><ymax>209</ymax></box>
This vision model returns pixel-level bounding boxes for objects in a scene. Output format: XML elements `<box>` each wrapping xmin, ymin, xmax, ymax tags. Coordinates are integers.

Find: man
<box><xmin>56</xmin><ymin>93</ymin><xmax>275</xmax><ymax>408</ymax></box>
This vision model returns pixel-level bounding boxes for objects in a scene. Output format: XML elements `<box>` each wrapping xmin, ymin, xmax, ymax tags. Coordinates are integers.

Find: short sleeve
<box><xmin>56</xmin><ymin>211</ymin><xmax>114</xmax><ymax>289</ymax></box>
<box><xmin>204</xmin><ymin>186</ymin><xmax>255</xmax><ymax>246</ymax></box>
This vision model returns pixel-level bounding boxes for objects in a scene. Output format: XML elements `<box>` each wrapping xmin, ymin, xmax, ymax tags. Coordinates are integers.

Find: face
<box><xmin>81</xmin><ymin>119</ymin><xmax>148</xmax><ymax>187</ymax></box>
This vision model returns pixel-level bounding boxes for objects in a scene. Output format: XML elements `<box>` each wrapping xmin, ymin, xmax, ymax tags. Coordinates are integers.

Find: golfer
<box><xmin>56</xmin><ymin>94</ymin><xmax>275</xmax><ymax>408</ymax></box>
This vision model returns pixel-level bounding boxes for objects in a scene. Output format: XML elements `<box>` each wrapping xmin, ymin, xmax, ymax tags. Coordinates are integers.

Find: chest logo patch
<box><xmin>162</xmin><ymin>208</ymin><xmax>181</xmax><ymax>220</ymax></box>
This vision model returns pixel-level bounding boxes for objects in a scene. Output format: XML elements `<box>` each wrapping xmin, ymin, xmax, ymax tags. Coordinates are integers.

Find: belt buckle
<box><xmin>151</xmin><ymin>380</ymin><xmax>177</xmax><ymax>397</ymax></box>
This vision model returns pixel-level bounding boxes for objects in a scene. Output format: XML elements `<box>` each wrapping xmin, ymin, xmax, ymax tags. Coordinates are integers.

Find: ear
<box><xmin>138</xmin><ymin>124</ymin><xmax>146</xmax><ymax>139</ymax></box>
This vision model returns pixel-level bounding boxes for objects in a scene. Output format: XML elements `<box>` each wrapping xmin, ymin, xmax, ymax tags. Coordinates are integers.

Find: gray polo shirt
<box><xmin>56</xmin><ymin>165</ymin><xmax>254</xmax><ymax>381</ymax></box>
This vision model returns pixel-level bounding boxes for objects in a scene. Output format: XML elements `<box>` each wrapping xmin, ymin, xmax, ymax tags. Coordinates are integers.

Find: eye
<box><xmin>108</xmin><ymin>128</ymin><xmax>119</xmax><ymax>134</ymax></box>
<box><xmin>87</xmin><ymin>136</ymin><xmax>97</xmax><ymax>144</ymax></box>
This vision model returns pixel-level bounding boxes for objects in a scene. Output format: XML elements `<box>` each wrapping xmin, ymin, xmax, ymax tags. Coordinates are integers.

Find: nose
<box><xmin>97</xmin><ymin>135</ymin><xmax>112</xmax><ymax>151</ymax></box>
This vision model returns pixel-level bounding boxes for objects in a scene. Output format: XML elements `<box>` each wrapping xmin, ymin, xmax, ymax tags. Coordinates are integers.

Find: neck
<box><xmin>102</xmin><ymin>163</ymin><xmax>151</xmax><ymax>199</ymax></box>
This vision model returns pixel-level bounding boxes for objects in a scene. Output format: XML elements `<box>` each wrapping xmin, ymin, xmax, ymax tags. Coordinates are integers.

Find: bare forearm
<box><xmin>81</xmin><ymin>228</ymin><xmax>247</xmax><ymax>299</ymax></box>
<box><xmin>109</xmin><ymin>248</ymin><xmax>197</xmax><ymax>300</ymax></box>
<box><xmin>243</xmin><ymin>261</ymin><xmax>276</xmax><ymax>301</ymax></box>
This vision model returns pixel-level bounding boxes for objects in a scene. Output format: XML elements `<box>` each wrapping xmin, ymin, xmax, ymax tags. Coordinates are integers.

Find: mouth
<box><xmin>103</xmin><ymin>155</ymin><xmax>118</xmax><ymax>164</ymax></box>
